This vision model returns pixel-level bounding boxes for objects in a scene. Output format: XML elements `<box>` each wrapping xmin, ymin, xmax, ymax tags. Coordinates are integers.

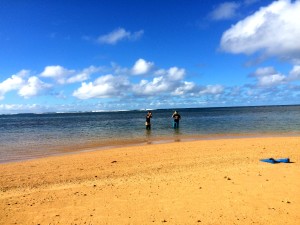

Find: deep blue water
<box><xmin>1</xmin><ymin>105</ymin><xmax>300</xmax><ymax>163</ymax></box>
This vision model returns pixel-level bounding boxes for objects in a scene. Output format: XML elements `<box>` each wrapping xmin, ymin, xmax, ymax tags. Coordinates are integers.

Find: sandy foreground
<box><xmin>0</xmin><ymin>136</ymin><xmax>299</xmax><ymax>225</ymax></box>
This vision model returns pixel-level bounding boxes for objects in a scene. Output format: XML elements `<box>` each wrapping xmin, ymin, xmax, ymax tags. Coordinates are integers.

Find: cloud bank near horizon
<box><xmin>1</xmin><ymin>57</ymin><xmax>300</xmax><ymax>113</ymax></box>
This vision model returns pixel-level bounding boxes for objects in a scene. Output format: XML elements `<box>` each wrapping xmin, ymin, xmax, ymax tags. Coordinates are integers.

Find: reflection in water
<box><xmin>173</xmin><ymin>128</ymin><xmax>182</xmax><ymax>142</ymax></box>
<box><xmin>145</xmin><ymin>129</ymin><xmax>152</xmax><ymax>144</ymax></box>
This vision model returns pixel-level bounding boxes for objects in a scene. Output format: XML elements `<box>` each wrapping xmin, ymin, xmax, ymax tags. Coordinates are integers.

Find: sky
<box><xmin>1</xmin><ymin>0</ymin><xmax>300</xmax><ymax>113</ymax></box>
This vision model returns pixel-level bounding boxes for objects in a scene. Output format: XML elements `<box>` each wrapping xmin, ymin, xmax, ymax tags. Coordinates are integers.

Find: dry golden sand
<box><xmin>0</xmin><ymin>136</ymin><xmax>300</xmax><ymax>225</ymax></box>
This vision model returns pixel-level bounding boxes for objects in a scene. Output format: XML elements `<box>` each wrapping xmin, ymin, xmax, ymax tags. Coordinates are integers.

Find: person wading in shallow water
<box><xmin>172</xmin><ymin>111</ymin><xmax>181</xmax><ymax>129</ymax></box>
<box><xmin>145</xmin><ymin>111</ymin><xmax>152</xmax><ymax>130</ymax></box>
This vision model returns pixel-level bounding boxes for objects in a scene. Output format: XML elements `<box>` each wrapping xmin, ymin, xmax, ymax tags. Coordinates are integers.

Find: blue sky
<box><xmin>1</xmin><ymin>0</ymin><xmax>300</xmax><ymax>113</ymax></box>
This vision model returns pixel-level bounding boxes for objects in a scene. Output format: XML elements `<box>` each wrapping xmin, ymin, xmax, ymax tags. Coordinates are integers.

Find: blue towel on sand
<box><xmin>260</xmin><ymin>158</ymin><xmax>290</xmax><ymax>164</ymax></box>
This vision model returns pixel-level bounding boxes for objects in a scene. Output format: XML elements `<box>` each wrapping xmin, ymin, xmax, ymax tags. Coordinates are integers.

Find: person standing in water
<box><xmin>172</xmin><ymin>111</ymin><xmax>181</xmax><ymax>129</ymax></box>
<box><xmin>145</xmin><ymin>111</ymin><xmax>152</xmax><ymax>130</ymax></box>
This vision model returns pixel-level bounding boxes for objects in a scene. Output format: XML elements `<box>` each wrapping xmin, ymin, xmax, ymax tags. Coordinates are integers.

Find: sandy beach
<box><xmin>0</xmin><ymin>136</ymin><xmax>299</xmax><ymax>225</ymax></box>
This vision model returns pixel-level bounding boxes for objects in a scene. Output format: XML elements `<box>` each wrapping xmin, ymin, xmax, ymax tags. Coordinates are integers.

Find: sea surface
<box><xmin>1</xmin><ymin>105</ymin><xmax>300</xmax><ymax>163</ymax></box>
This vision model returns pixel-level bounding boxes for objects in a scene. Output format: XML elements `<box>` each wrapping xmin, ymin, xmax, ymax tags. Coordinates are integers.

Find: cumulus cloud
<box><xmin>15</xmin><ymin>69</ymin><xmax>30</xmax><ymax>78</ymax></box>
<box><xmin>97</xmin><ymin>28</ymin><xmax>144</xmax><ymax>45</ymax></box>
<box><xmin>210</xmin><ymin>2</ymin><xmax>240</xmax><ymax>20</ymax></box>
<box><xmin>132</xmin><ymin>66</ymin><xmax>187</xmax><ymax>96</ymax></box>
<box><xmin>0</xmin><ymin>70</ymin><xmax>32</xmax><ymax>100</ymax></box>
<box><xmin>172</xmin><ymin>81</ymin><xmax>197</xmax><ymax>95</ymax></box>
<box><xmin>153</xmin><ymin>67</ymin><xmax>186</xmax><ymax>80</ymax></box>
<box><xmin>40</xmin><ymin>65</ymin><xmax>74</xmax><ymax>84</ymax></box>
<box><xmin>133</xmin><ymin>76</ymin><xmax>172</xmax><ymax>96</ymax></box>
<box><xmin>40</xmin><ymin>65</ymin><xmax>100</xmax><ymax>84</ymax></box>
<box><xmin>1</xmin><ymin>60</ymin><xmax>228</xmax><ymax>112</ymax></box>
<box><xmin>131</xmin><ymin>59</ymin><xmax>154</xmax><ymax>75</ymax></box>
<box><xmin>258</xmin><ymin>74</ymin><xmax>286</xmax><ymax>87</ymax></box>
<box><xmin>73</xmin><ymin>74</ymin><xmax>130</xmax><ymax>99</ymax></box>
<box><xmin>66</xmin><ymin>66</ymin><xmax>100</xmax><ymax>83</ymax></box>
<box><xmin>199</xmin><ymin>85</ymin><xmax>224</xmax><ymax>95</ymax></box>
<box><xmin>251</xmin><ymin>67</ymin><xmax>286</xmax><ymax>87</ymax></box>
<box><xmin>248</xmin><ymin>65</ymin><xmax>300</xmax><ymax>88</ymax></box>
<box><xmin>72</xmin><ymin>61</ymin><xmax>223</xmax><ymax>101</ymax></box>
<box><xmin>18</xmin><ymin>76</ymin><xmax>52</xmax><ymax>98</ymax></box>
<box><xmin>0</xmin><ymin>72</ymin><xmax>25</xmax><ymax>100</ymax></box>
<box><xmin>251</xmin><ymin>67</ymin><xmax>277</xmax><ymax>76</ymax></box>
<box><xmin>288</xmin><ymin>65</ymin><xmax>300</xmax><ymax>81</ymax></box>
<box><xmin>72</xmin><ymin>62</ymin><xmax>191</xmax><ymax>99</ymax></box>
<box><xmin>0</xmin><ymin>70</ymin><xmax>52</xmax><ymax>100</ymax></box>
<box><xmin>167</xmin><ymin>67</ymin><xmax>186</xmax><ymax>81</ymax></box>
<box><xmin>220</xmin><ymin>0</ymin><xmax>300</xmax><ymax>62</ymax></box>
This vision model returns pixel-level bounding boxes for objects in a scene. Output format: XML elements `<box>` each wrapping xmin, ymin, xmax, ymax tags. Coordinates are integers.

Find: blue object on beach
<box><xmin>260</xmin><ymin>158</ymin><xmax>278</xmax><ymax>164</ymax></box>
<box><xmin>276</xmin><ymin>158</ymin><xmax>290</xmax><ymax>163</ymax></box>
<box><xmin>260</xmin><ymin>158</ymin><xmax>290</xmax><ymax>164</ymax></box>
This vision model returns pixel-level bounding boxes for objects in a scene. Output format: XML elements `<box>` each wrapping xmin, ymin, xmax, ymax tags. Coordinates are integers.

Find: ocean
<box><xmin>1</xmin><ymin>105</ymin><xmax>300</xmax><ymax>163</ymax></box>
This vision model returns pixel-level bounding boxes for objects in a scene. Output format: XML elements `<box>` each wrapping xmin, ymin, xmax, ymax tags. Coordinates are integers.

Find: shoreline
<box><xmin>1</xmin><ymin>132</ymin><xmax>300</xmax><ymax>165</ymax></box>
<box><xmin>1</xmin><ymin>136</ymin><xmax>299</xmax><ymax>224</ymax></box>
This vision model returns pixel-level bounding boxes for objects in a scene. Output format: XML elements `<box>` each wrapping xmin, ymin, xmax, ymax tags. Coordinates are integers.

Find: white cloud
<box><xmin>172</xmin><ymin>81</ymin><xmax>196</xmax><ymax>95</ymax></box>
<box><xmin>153</xmin><ymin>67</ymin><xmax>185</xmax><ymax>80</ymax></box>
<box><xmin>111</xmin><ymin>62</ymin><xmax>130</xmax><ymax>76</ymax></box>
<box><xmin>131</xmin><ymin>58</ymin><xmax>154</xmax><ymax>75</ymax></box>
<box><xmin>18</xmin><ymin>76</ymin><xmax>52</xmax><ymax>98</ymax></box>
<box><xmin>0</xmin><ymin>70</ymin><xmax>53</xmax><ymax>100</ymax></box>
<box><xmin>40</xmin><ymin>65</ymin><xmax>73</xmax><ymax>78</ymax></box>
<box><xmin>154</xmin><ymin>69</ymin><xmax>166</xmax><ymax>76</ymax></box>
<box><xmin>210</xmin><ymin>2</ymin><xmax>240</xmax><ymax>20</ymax></box>
<box><xmin>97</xmin><ymin>28</ymin><xmax>144</xmax><ymax>45</ymax></box>
<box><xmin>0</xmin><ymin>70</ymin><xmax>26</xmax><ymax>100</ymax></box>
<box><xmin>66</xmin><ymin>66</ymin><xmax>100</xmax><ymax>83</ymax></box>
<box><xmin>15</xmin><ymin>69</ymin><xmax>31</xmax><ymax>78</ymax></box>
<box><xmin>132</xmin><ymin>66</ymin><xmax>186</xmax><ymax>96</ymax></box>
<box><xmin>288</xmin><ymin>65</ymin><xmax>300</xmax><ymax>80</ymax></box>
<box><xmin>199</xmin><ymin>85</ymin><xmax>224</xmax><ymax>95</ymax></box>
<box><xmin>252</xmin><ymin>67</ymin><xmax>286</xmax><ymax>86</ymax></box>
<box><xmin>0</xmin><ymin>61</ymin><xmax>235</xmax><ymax>112</ymax></box>
<box><xmin>252</xmin><ymin>67</ymin><xmax>277</xmax><ymax>76</ymax></box>
<box><xmin>220</xmin><ymin>0</ymin><xmax>300</xmax><ymax>62</ymax></box>
<box><xmin>249</xmin><ymin>65</ymin><xmax>300</xmax><ymax>87</ymax></box>
<box><xmin>73</xmin><ymin>74</ymin><xmax>130</xmax><ymax>99</ymax></box>
<box><xmin>129</xmin><ymin>30</ymin><xmax>144</xmax><ymax>41</ymax></box>
<box><xmin>167</xmin><ymin>67</ymin><xmax>186</xmax><ymax>81</ymax></box>
<box><xmin>0</xmin><ymin>104</ymin><xmax>38</xmax><ymax>112</ymax></box>
<box><xmin>131</xmin><ymin>65</ymin><xmax>223</xmax><ymax>98</ymax></box>
<box><xmin>40</xmin><ymin>65</ymin><xmax>100</xmax><ymax>84</ymax></box>
<box><xmin>40</xmin><ymin>65</ymin><xmax>74</xmax><ymax>84</ymax></box>
<box><xmin>133</xmin><ymin>76</ymin><xmax>172</xmax><ymax>96</ymax></box>
<box><xmin>258</xmin><ymin>74</ymin><xmax>286</xmax><ymax>86</ymax></box>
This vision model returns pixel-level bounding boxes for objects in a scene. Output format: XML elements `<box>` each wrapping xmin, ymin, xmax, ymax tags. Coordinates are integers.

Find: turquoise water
<box><xmin>1</xmin><ymin>105</ymin><xmax>300</xmax><ymax>163</ymax></box>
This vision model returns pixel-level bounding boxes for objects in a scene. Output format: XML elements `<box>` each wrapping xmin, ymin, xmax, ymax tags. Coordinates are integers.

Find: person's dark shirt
<box><xmin>173</xmin><ymin>113</ymin><xmax>181</xmax><ymax>122</ymax></box>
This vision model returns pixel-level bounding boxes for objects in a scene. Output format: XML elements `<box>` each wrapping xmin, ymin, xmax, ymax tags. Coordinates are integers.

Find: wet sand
<box><xmin>0</xmin><ymin>136</ymin><xmax>299</xmax><ymax>225</ymax></box>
